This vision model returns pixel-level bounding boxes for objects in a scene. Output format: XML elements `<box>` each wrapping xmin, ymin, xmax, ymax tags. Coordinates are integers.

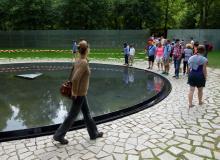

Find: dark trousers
<box><xmin>183</xmin><ymin>61</ymin><xmax>188</xmax><ymax>74</ymax></box>
<box><xmin>125</xmin><ymin>54</ymin><xmax>128</xmax><ymax>64</ymax></box>
<box><xmin>54</xmin><ymin>96</ymin><xmax>98</xmax><ymax>139</ymax></box>
<box><xmin>174</xmin><ymin>58</ymin><xmax>181</xmax><ymax>77</ymax></box>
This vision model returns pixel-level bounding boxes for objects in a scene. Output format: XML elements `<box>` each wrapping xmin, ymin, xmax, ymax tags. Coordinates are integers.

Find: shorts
<box><xmin>188</xmin><ymin>73</ymin><xmax>206</xmax><ymax>87</ymax></box>
<box><xmin>148</xmin><ymin>55</ymin><xmax>155</xmax><ymax>62</ymax></box>
<box><xmin>155</xmin><ymin>56</ymin><xmax>163</xmax><ymax>63</ymax></box>
<box><xmin>163</xmin><ymin>58</ymin><xmax>170</xmax><ymax>66</ymax></box>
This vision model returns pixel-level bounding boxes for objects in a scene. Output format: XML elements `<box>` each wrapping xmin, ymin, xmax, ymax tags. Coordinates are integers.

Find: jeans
<box><xmin>54</xmin><ymin>96</ymin><xmax>98</xmax><ymax>139</ymax></box>
<box><xmin>174</xmin><ymin>58</ymin><xmax>181</xmax><ymax>77</ymax></box>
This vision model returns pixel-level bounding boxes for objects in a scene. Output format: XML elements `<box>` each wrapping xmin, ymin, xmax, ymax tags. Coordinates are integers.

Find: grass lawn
<box><xmin>0</xmin><ymin>49</ymin><xmax>146</xmax><ymax>60</ymax></box>
<box><xmin>0</xmin><ymin>49</ymin><xmax>219</xmax><ymax>68</ymax></box>
<box><xmin>206</xmin><ymin>51</ymin><xmax>220</xmax><ymax>68</ymax></box>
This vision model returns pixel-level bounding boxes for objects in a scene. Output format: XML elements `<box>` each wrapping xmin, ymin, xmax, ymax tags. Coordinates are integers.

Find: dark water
<box><xmin>0</xmin><ymin>63</ymin><xmax>165</xmax><ymax>131</ymax></box>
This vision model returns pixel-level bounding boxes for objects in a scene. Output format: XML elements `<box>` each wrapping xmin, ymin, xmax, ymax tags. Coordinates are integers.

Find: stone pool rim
<box><xmin>0</xmin><ymin>61</ymin><xmax>172</xmax><ymax>142</ymax></box>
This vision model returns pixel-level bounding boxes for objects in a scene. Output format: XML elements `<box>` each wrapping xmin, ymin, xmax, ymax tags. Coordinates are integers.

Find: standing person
<box><xmin>129</xmin><ymin>44</ymin><xmax>135</xmax><ymax>66</ymax></box>
<box><xmin>183</xmin><ymin>44</ymin><xmax>193</xmax><ymax>75</ymax></box>
<box><xmin>155</xmin><ymin>42</ymin><xmax>164</xmax><ymax>71</ymax></box>
<box><xmin>188</xmin><ymin>45</ymin><xmax>208</xmax><ymax>108</ymax></box>
<box><xmin>173</xmin><ymin>39</ymin><xmax>182</xmax><ymax>79</ymax></box>
<box><xmin>53</xmin><ymin>40</ymin><xmax>103</xmax><ymax>145</ymax></box>
<box><xmin>145</xmin><ymin>39</ymin><xmax>156</xmax><ymax>69</ymax></box>
<box><xmin>204</xmin><ymin>40</ymin><xmax>209</xmax><ymax>58</ymax></box>
<box><xmin>163</xmin><ymin>39</ymin><xmax>171</xmax><ymax>75</ymax></box>
<box><xmin>190</xmin><ymin>37</ymin><xmax>194</xmax><ymax>46</ymax></box>
<box><xmin>193</xmin><ymin>41</ymin><xmax>199</xmax><ymax>54</ymax></box>
<box><xmin>72</xmin><ymin>40</ymin><xmax>78</xmax><ymax>60</ymax></box>
<box><xmin>160</xmin><ymin>36</ymin><xmax>166</xmax><ymax>46</ymax></box>
<box><xmin>170</xmin><ymin>42</ymin><xmax>175</xmax><ymax>62</ymax></box>
<box><xmin>123</xmin><ymin>43</ymin><xmax>129</xmax><ymax>66</ymax></box>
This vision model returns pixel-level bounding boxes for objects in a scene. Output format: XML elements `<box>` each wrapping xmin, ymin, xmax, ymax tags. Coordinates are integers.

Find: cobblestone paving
<box><xmin>0</xmin><ymin>59</ymin><xmax>220</xmax><ymax>160</ymax></box>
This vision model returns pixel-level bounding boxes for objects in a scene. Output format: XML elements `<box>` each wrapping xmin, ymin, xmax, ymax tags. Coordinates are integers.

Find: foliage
<box><xmin>59</xmin><ymin>0</ymin><xmax>110</xmax><ymax>29</ymax></box>
<box><xmin>0</xmin><ymin>0</ymin><xmax>57</xmax><ymax>30</ymax></box>
<box><xmin>0</xmin><ymin>0</ymin><xmax>220</xmax><ymax>30</ymax></box>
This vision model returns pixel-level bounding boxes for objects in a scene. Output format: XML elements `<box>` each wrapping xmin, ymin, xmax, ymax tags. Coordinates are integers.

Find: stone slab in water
<box><xmin>16</xmin><ymin>73</ymin><xmax>43</xmax><ymax>79</ymax></box>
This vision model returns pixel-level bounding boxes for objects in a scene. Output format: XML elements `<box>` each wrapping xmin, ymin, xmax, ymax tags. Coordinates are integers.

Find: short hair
<box><xmin>175</xmin><ymin>39</ymin><xmax>180</xmax><ymax>43</ymax></box>
<box><xmin>194</xmin><ymin>41</ymin><xmax>199</xmax><ymax>46</ymax></box>
<box><xmin>198</xmin><ymin>45</ymin><xmax>205</xmax><ymax>53</ymax></box>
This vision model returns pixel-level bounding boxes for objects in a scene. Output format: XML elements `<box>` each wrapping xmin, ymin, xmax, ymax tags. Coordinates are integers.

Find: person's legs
<box><xmin>124</xmin><ymin>55</ymin><xmax>127</xmax><ymax>65</ymax></box>
<box><xmin>148</xmin><ymin>56</ymin><xmax>153</xmax><ymax>69</ymax></box>
<box><xmin>198</xmin><ymin>87</ymin><xmax>203</xmax><ymax>105</ymax></box>
<box><xmin>81</xmin><ymin>96</ymin><xmax>103</xmax><ymax>139</ymax></box>
<box><xmin>157</xmin><ymin>62</ymin><xmax>160</xmax><ymax>70</ymax></box>
<box><xmin>128</xmin><ymin>55</ymin><xmax>132</xmax><ymax>66</ymax></box>
<box><xmin>161</xmin><ymin>62</ymin><xmax>164</xmax><ymax>71</ymax></box>
<box><xmin>164</xmin><ymin>64</ymin><xmax>167</xmax><ymax>73</ymax></box>
<box><xmin>162</xmin><ymin>61</ymin><xmax>167</xmax><ymax>74</ymax></box>
<box><xmin>148</xmin><ymin>60</ymin><xmax>151</xmax><ymax>69</ymax></box>
<box><xmin>183</xmin><ymin>61</ymin><xmax>187</xmax><ymax>74</ymax></box>
<box><xmin>174</xmin><ymin>58</ymin><xmax>177</xmax><ymax>77</ymax></box>
<box><xmin>125</xmin><ymin>54</ymin><xmax>129</xmax><ymax>65</ymax></box>
<box><xmin>186</xmin><ymin>63</ymin><xmax>189</xmax><ymax>74</ymax></box>
<box><xmin>188</xmin><ymin>86</ymin><xmax>195</xmax><ymax>107</ymax></box>
<box><xmin>54</xmin><ymin>97</ymin><xmax>83</xmax><ymax>141</ymax></box>
<box><xmin>151</xmin><ymin>56</ymin><xmax>155</xmax><ymax>69</ymax></box>
<box><xmin>131</xmin><ymin>55</ymin><xmax>134</xmax><ymax>65</ymax></box>
<box><xmin>151</xmin><ymin>61</ymin><xmax>154</xmax><ymax>69</ymax></box>
<box><xmin>176</xmin><ymin>59</ymin><xmax>181</xmax><ymax>78</ymax></box>
<box><xmin>167</xmin><ymin>60</ymin><xmax>170</xmax><ymax>74</ymax></box>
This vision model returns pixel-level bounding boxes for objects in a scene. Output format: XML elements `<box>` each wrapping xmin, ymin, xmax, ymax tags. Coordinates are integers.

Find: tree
<box><xmin>0</xmin><ymin>0</ymin><xmax>56</xmax><ymax>30</ymax></box>
<box><xmin>184</xmin><ymin>0</ymin><xmax>214</xmax><ymax>28</ymax></box>
<box><xmin>0</xmin><ymin>0</ymin><xmax>220</xmax><ymax>30</ymax></box>
<box><xmin>60</xmin><ymin>0</ymin><xmax>110</xmax><ymax>29</ymax></box>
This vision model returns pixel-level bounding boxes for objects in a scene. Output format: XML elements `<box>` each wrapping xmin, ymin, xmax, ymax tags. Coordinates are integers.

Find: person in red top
<box><xmin>155</xmin><ymin>42</ymin><xmax>164</xmax><ymax>71</ymax></box>
<box><xmin>193</xmin><ymin>41</ymin><xmax>199</xmax><ymax>54</ymax></box>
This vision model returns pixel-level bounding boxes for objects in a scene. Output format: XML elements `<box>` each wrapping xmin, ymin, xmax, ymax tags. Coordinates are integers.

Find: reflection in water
<box><xmin>123</xmin><ymin>67</ymin><xmax>134</xmax><ymax>85</ymax></box>
<box><xmin>146</xmin><ymin>75</ymin><xmax>155</xmax><ymax>92</ymax></box>
<box><xmin>0</xmin><ymin>63</ymin><xmax>165</xmax><ymax>132</ymax></box>
<box><xmin>3</xmin><ymin>105</ymin><xmax>24</xmax><ymax>131</ymax></box>
<box><xmin>128</xmin><ymin>69</ymin><xmax>134</xmax><ymax>83</ymax></box>
<box><xmin>52</xmin><ymin>101</ymin><xmax>68</xmax><ymax>124</ymax></box>
<box><xmin>154</xmin><ymin>77</ymin><xmax>163</xmax><ymax>93</ymax></box>
<box><xmin>0</xmin><ymin>100</ymin><xmax>13</xmax><ymax>130</ymax></box>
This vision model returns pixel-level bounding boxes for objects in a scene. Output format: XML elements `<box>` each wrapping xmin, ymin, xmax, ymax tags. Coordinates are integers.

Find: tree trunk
<box><xmin>164</xmin><ymin>0</ymin><xmax>169</xmax><ymax>37</ymax></box>
<box><xmin>202</xmin><ymin>0</ymin><xmax>207</xmax><ymax>28</ymax></box>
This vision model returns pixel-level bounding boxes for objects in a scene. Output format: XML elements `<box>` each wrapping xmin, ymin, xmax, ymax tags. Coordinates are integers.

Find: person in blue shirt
<box><xmin>123</xmin><ymin>43</ymin><xmax>129</xmax><ymax>66</ymax></box>
<box><xmin>145</xmin><ymin>39</ymin><xmax>156</xmax><ymax>69</ymax></box>
<box><xmin>72</xmin><ymin>40</ymin><xmax>78</xmax><ymax>60</ymax></box>
<box><xmin>162</xmin><ymin>39</ymin><xmax>172</xmax><ymax>75</ymax></box>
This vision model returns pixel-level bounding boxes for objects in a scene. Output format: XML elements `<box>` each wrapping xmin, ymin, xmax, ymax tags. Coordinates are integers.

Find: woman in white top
<box><xmin>129</xmin><ymin>44</ymin><xmax>135</xmax><ymax>66</ymax></box>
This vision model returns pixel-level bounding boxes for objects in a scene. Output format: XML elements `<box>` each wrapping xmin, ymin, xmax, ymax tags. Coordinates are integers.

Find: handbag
<box><xmin>60</xmin><ymin>80</ymin><xmax>72</xmax><ymax>98</ymax></box>
<box><xmin>60</xmin><ymin>66</ymin><xmax>74</xmax><ymax>98</ymax></box>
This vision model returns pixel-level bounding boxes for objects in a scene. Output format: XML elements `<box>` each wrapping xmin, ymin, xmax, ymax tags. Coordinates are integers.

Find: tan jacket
<box><xmin>71</xmin><ymin>59</ymin><xmax>90</xmax><ymax>96</ymax></box>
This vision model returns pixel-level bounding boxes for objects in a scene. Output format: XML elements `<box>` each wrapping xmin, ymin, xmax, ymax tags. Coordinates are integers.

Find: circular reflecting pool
<box><xmin>0</xmin><ymin>62</ymin><xmax>171</xmax><ymax>141</ymax></box>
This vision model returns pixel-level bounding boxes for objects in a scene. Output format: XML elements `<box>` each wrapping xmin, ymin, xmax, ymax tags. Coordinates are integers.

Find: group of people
<box><xmin>53</xmin><ymin>37</ymin><xmax>210</xmax><ymax>145</ymax></box>
<box><xmin>123</xmin><ymin>43</ymin><xmax>136</xmax><ymax>66</ymax></box>
<box><xmin>145</xmin><ymin>36</ymin><xmax>209</xmax><ymax>108</ymax></box>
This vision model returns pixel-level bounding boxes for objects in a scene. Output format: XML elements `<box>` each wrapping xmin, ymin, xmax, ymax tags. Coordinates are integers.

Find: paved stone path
<box><xmin>0</xmin><ymin>58</ymin><xmax>220</xmax><ymax>160</ymax></box>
